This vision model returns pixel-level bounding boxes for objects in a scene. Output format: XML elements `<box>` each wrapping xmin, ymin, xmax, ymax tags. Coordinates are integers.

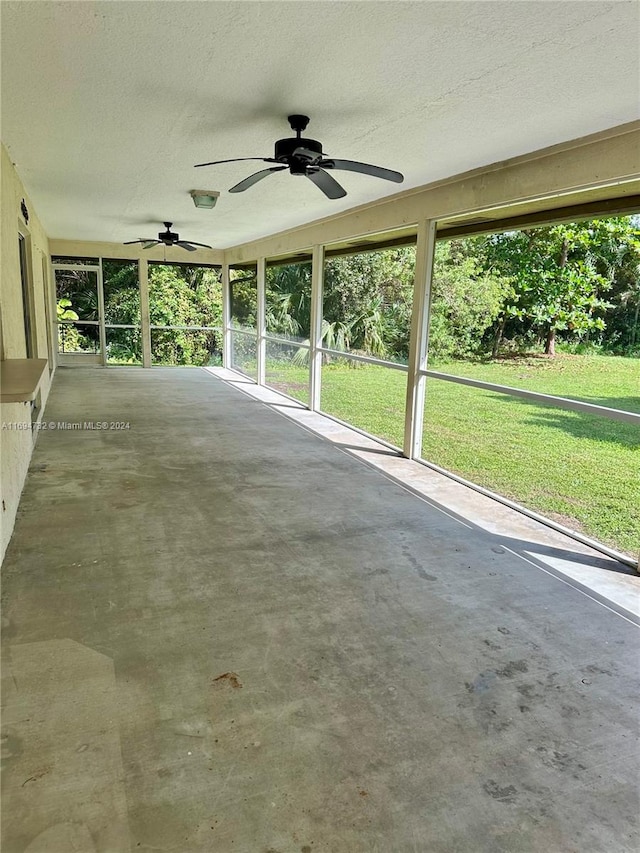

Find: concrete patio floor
<box><xmin>1</xmin><ymin>367</ymin><xmax>638</xmax><ymax>853</ymax></box>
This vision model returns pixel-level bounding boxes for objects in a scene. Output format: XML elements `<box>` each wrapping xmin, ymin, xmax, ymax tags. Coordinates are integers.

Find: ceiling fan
<box><xmin>123</xmin><ymin>222</ymin><xmax>212</xmax><ymax>252</ymax></box>
<box><xmin>194</xmin><ymin>115</ymin><xmax>404</xmax><ymax>200</ymax></box>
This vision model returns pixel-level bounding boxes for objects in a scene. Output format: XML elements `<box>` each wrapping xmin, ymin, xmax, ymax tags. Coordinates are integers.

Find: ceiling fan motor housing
<box><xmin>160</xmin><ymin>223</ymin><xmax>179</xmax><ymax>244</ymax></box>
<box><xmin>275</xmin><ymin>137</ymin><xmax>323</xmax><ymax>173</ymax></box>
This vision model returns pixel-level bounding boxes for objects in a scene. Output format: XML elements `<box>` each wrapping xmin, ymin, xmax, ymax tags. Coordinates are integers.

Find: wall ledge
<box><xmin>1</xmin><ymin>358</ymin><xmax>48</xmax><ymax>402</ymax></box>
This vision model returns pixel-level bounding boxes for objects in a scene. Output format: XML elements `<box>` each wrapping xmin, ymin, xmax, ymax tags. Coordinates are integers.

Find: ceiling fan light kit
<box><xmin>190</xmin><ymin>189</ymin><xmax>220</xmax><ymax>209</ymax></box>
<box><xmin>194</xmin><ymin>114</ymin><xmax>404</xmax><ymax>200</ymax></box>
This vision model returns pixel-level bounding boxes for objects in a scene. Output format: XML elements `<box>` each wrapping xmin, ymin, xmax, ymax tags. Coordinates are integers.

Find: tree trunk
<box><xmin>542</xmin><ymin>239</ymin><xmax>568</xmax><ymax>357</ymax></box>
<box><xmin>545</xmin><ymin>327</ymin><xmax>556</xmax><ymax>356</ymax></box>
<box><xmin>559</xmin><ymin>240</ymin><xmax>569</xmax><ymax>268</ymax></box>
<box><xmin>631</xmin><ymin>300</ymin><xmax>640</xmax><ymax>347</ymax></box>
<box><xmin>492</xmin><ymin>315</ymin><xmax>507</xmax><ymax>358</ymax></box>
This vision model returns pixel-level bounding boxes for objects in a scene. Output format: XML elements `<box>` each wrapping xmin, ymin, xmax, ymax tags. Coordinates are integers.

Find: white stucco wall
<box><xmin>1</xmin><ymin>143</ymin><xmax>53</xmax><ymax>562</ymax></box>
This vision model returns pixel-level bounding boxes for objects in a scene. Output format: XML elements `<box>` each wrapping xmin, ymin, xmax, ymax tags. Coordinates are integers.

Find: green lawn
<box><xmin>265</xmin><ymin>354</ymin><xmax>639</xmax><ymax>557</ymax></box>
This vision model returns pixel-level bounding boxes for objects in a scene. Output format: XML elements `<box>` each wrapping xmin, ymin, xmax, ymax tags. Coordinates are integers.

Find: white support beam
<box><xmin>403</xmin><ymin>220</ymin><xmax>437</xmax><ymax>460</ymax></box>
<box><xmin>49</xmin><ymin>239</ymin><xmax>224</xmax><ymax>266</ymax></box>
<box><xmin>256</xmin><ymin>257</ymin><xmax>266</xmax><ymax>385</ymax></box>
<box><xmin>309</xmin><ymin>244</ymin><xmax>325</xmax><ymax>412</ymax></box>
<box><xmin>138</xmin><ymin>258</ymin><xmax>151</xmax><ymax>368</ymax></box>
<box><xmin>97</xmin><ymin>261</ymin><xmax>107</xmax><ymax>366</ymax></box>
<box><xmin>44</xmin><ymin>255</ymin><xmax>58</xmax><ymax>371</ymax></box>
<box><xmin>221</xmin><ymin>263</ymin><xmax>231</xmax><ymax>369</ymax></box>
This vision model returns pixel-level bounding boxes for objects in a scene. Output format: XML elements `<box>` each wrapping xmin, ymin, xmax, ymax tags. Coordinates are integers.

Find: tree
<box><xmin>428</xmin><ymin>241</ymin><xmax>511</xmax><ymax>361</ymax></box>
<box><xmin>229</xmin><ymin>269</ymin><xmax>258</xmax><ymax>329</ymax></box>
<box><xmin>148</xmin><ymin>264</ymin><xmax>222</xmax><ymax>365</ymax></box>
<box><xmin>322</xmin><ymin>248</ymin><xmax>415</xmax><ymax>359</ymax></box>
<box><xmin>585</xmin><ymin>217</ymin><xmax>640</xmax><ymax>353</ymax></box>
<box><xmin>483</xmin><ymin>223</ymin><xmax>613</xmax><ymax>356</ymax></box>
<box><xmin>266</xmin><ymin>262</ymin><xmax>312</xmax><ymax>339</ymax></box>
<box><xmin>265</xmin><ymin>250</ymin><xmax>416</xmax><ymax>363</ymax></box>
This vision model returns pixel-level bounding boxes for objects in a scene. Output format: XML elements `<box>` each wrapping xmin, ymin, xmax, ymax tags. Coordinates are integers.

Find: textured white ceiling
<box><xmin>2</xmin><ymin>1</ymin><xmax>639</xmax><ymax>249</ymax></box>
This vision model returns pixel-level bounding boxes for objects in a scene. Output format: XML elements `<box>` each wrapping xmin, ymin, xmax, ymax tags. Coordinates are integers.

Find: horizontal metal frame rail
<box><xmin>229</xmin><ymin>326</ymin><xmax>257</xmax><ymax>337</ymax></box>
<box><xmin>320</xmin><ymin>347</ymin><xmax>409</xmax><ymax>372</ymax></box>
<box><xmin>105</xmin><ymin>324</ymin><xmax>140</xmax><ymax>330</ymax></box>
<box><xmin>264</xmin><ymin>333</ymin><xmax>310</xmax><ymax>349</ymax></box>
<box><xmin>52</xmin><ymin>263</ymin><xmax>100</xmax><ymax>270</ymax></box>
<box><xmin>438</xmin><ymin>194</ymin><xmax>640</xmax><ymax>240</ymax></box>
<box><xmin>423</xmin><ymin>369</ymin><xmax>640</xmax><ymax>425</ymax></box>
<box><xmin>150</xmin><ymin>325</ymin><xmax>221</xmax><ymax>332</ymax></box>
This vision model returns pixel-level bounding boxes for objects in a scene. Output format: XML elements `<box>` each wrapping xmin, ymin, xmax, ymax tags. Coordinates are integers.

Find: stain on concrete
<box><xmin>416</xmin><ymin>568</ymin><xmax>438</xmax><ymax>581</ymax></box>
<box><xmin>212</xmin><ymin>671</ymin><xmax>243</xmax><ymax>689</ymax></box>
<box><xmin>365</xmin><ymin>566</ymin><xmax>389</xmax><ymax>577</ymax></box>
<box><xmin>0</xmin><ymin>731</ymin><xmax>22</xmax><ymax>766</ymax></box>
<box><xmin>465</xmin><ymin>672</ymin><xmax>496</xmax><ymax>694</ymax></box>
<box><xmin>496</xmin><ymin>660</ymin><xmax>529</xmax><ymax>679</ymax></box>
<box><xmin>536</xmin><ymin>745</ymin><xmax>569</xmax><ymax>770</ymax></box>
<box><xmin>483</xmin><ymin>779</ymin><xmax>518</xmax><ymax>803</ymax></box>
<box><xmin>485</xmin><ymin>708</ymin><xmax>512</xmax><ymax>733</ymax></box>
<box><xmin>21</xmin><ymin>766</ymin><xmax>51</xmax><ymax>786</ymax></box>
<box><xmin>584</xmin><ymin>663</ymin><xmax>616</xmax><ymax>676</ymax></box>
<box><xmin>401</xmin><ymin>544</ymin><xmax>437</xmax><ymax>581</ymax></box>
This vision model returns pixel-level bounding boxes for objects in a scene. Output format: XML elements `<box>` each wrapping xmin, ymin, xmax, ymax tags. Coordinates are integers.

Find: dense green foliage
<box><xmin>56</xmin><ymin>262</ymin><xmax>223</xmax><ymax>365</ymax></box>
<box><xmin>147</xmin><ymin>264</ymin><xmax>222</xmax><ymax>365</ymax></box>
<box><xmin>481</xmin><ymin>218</ymin><xmax>640</xmax><ymax>356</ymax></box>
<box><xmin>429</xmin><ymin>242</ymin><xmax>510</xmax><ymax>360</ymax></box>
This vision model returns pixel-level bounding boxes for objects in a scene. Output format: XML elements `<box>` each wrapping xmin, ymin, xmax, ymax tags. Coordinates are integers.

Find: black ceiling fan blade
<box><xmin>229</xmin><ymin>166</ymin><xmax>287</xmax><ymax>193</ymax></box>
<box><xmin>321</xmin><ymin>158</ymin><xmax>404</xmax><ymax>183</ymax></box>
<box><xmin>176</xmin><ymin>241</ymin><xmax>198</xmax><ymax>252</ymax></box>
<box><xmin>178</xmin><ymin>240</ymin><xmax>213</xmax><ymax>250</ymax></box>
<box><xmin>123</xmin><ymin>238</ymin><xmax>158</xmax><ymax>245</ymax></box>
<box><xmin>306</xmin><ymin>168</ymin><xmax>347</xmax><ymax>199</ymax></box>
<box><xmin>293</xmin><ymin>147</ymin><xmax>323</xmax><ymax>165</ymax></box>
<box><xmin>194</xmin><ymin>156</ymin><xmax>279</xmax><ymax>168</ymax></box>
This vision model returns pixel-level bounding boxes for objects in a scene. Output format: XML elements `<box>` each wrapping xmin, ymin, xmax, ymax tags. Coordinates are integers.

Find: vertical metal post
<box><xmin>256</xmin><ymin>257</ymin><xmax>266</xmax><ymax>385</ymax></box>
<box><xmin>403</xmin><ymin>219</ymin><xmax>437</xmax><ymax>459</ymax></box>
<box><xmin>97</xmin><ymin>259</ymin><xmax>107</xmax><ymax>366</ymax></box>
<box><xmin>309</xmin><ymin>244</ymin><xmax>325</xmax><ymax>411</ymax></box>
<box><xmin>139</xmin><ymin>258</ymin><xmax>152</xmax><ymax>368</ymax></box>
<box><xmin>221</xmin><ymin>263</ymin><xmax>231</xmax><ymax>369</ymax></box>
<box><xmin>42</xmin><ymin>253</ymin><xmax>57</xmax><ymax>372</ymax></box>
